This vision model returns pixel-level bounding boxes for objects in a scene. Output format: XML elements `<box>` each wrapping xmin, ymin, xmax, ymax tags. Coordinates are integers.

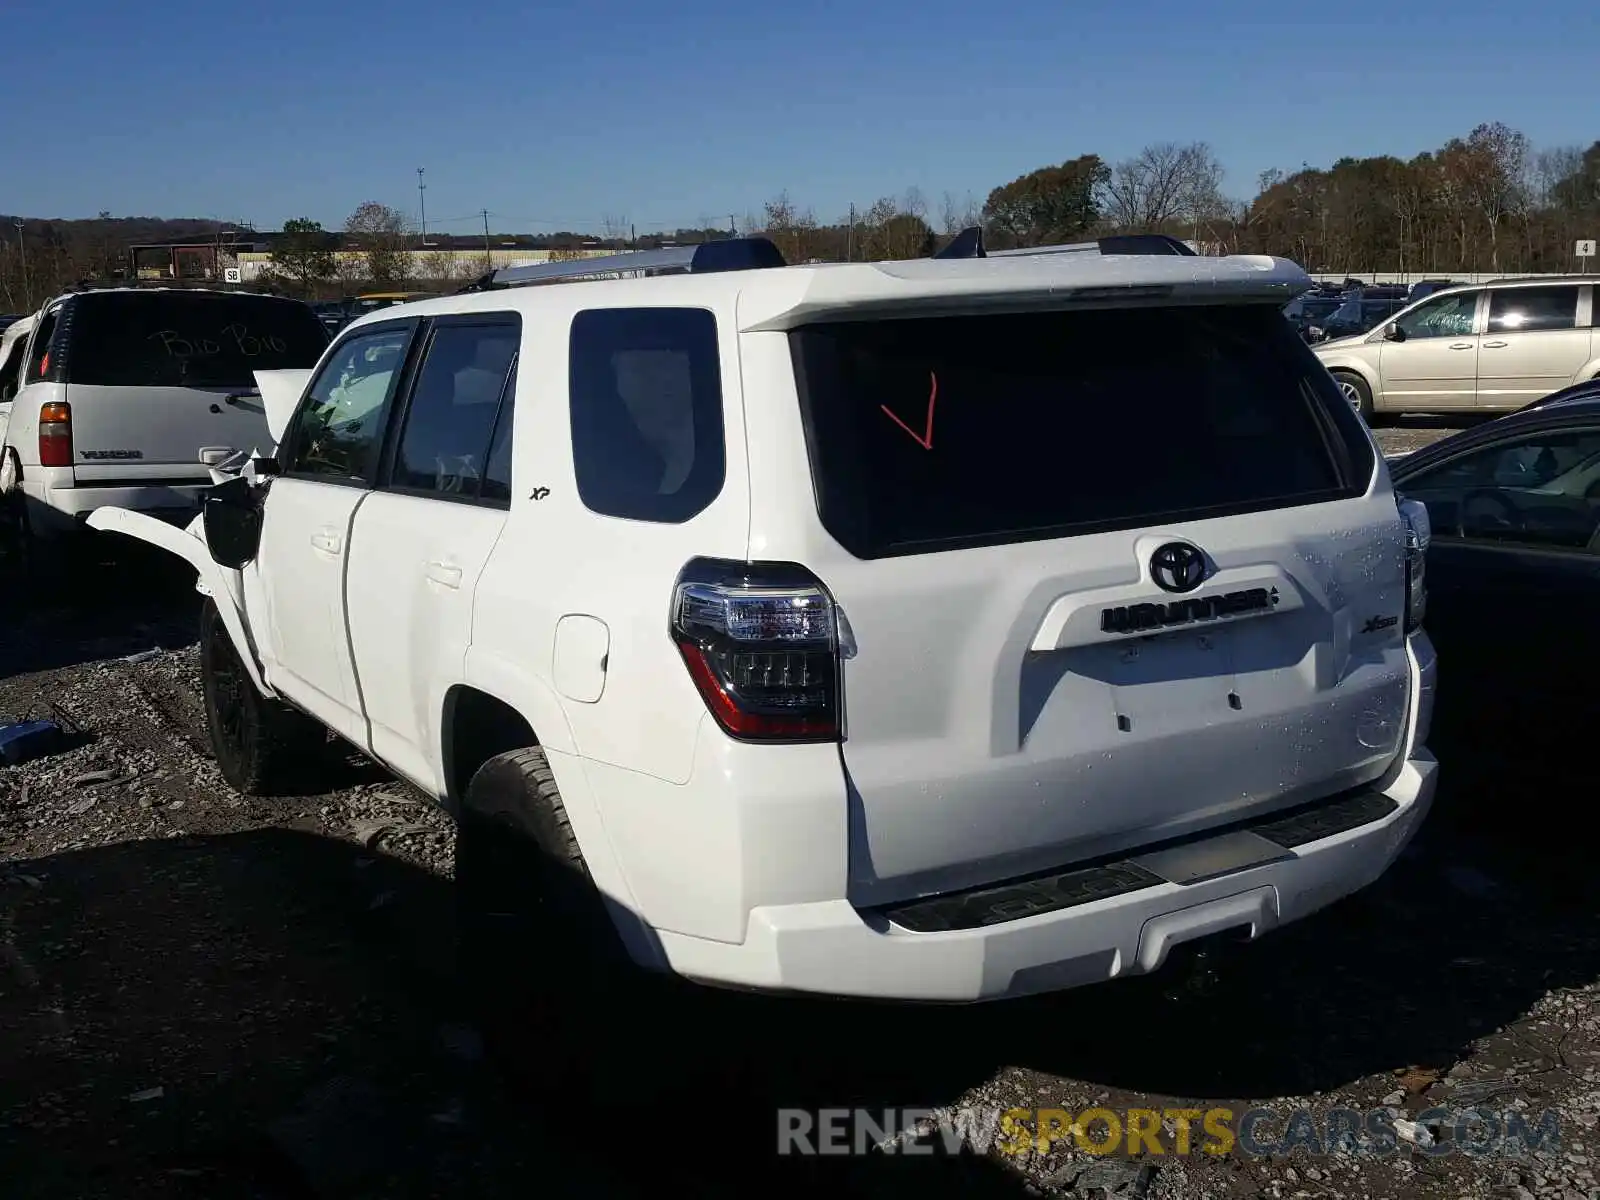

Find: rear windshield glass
<box><xmin>790</xmin><ymin>304</ymin><xmax>1371</xmax><ymax>558</ymax></box>
<box><xmin>65</xmin><ymin>292</ymin><xmax>329</xmax><ymax>388</ymax></box>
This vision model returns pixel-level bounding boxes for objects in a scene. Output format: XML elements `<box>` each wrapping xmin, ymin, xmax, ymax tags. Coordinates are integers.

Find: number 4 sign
<box><xmin>1578</xmin><ymin>239</ymin><xmax>1596</xmax><ymax>262</ymax></box>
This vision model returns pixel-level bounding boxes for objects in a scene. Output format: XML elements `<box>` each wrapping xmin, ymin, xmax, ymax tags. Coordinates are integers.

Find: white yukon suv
<box><xmin>0</xmin><ymin>286</ymin><xmax>328</xmax><ymax>547</ymax></box>
<box><xmin>91</xmin><ymin>233</ymin><xmax>1439</xmax><ymax>1011</ymax></box>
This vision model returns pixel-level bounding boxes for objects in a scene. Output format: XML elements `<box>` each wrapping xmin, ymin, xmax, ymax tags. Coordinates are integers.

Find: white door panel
<box><xmin>345</xmin><ymin>493</ymin><xmax>506</xmax><ymax>792</ymax></box>
<box><xmin>254</xmin><ymin>477</ymin><xmax>367</xmax><ymax>745</ymax></box>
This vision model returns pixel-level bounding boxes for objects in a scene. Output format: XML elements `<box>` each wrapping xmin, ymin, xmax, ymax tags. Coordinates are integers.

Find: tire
<box><xmin>1332</xmin><ymin>370</ymin><xmax>1375</xmax><ymax>421</ymax></box>
<box><xmin>455</xmin><ymin>747</ymin><xmax>686</xmax><ymax>1100</ymax></box>
<box><xmin>199</xmin><ymin>598</ymin><xmax>325</xmax><ymax>795</ymax></box>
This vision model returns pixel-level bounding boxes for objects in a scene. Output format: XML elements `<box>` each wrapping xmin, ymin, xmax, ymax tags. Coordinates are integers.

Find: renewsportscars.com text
<box><xmin>778</xmin><ymin>1105</ymin><xmax>1561</xmax><ymax>1159</ymax></box>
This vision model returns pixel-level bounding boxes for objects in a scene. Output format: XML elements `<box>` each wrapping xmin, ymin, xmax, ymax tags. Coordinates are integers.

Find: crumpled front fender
<box><xmin>85</xmin><ymin>506</ymin><xmax>273</xmax><ymax>697</ymax></box>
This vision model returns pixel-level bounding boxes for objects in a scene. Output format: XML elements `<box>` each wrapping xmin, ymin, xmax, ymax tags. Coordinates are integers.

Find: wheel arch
<box><xmin>440</xmin><ymin>673</ymin><xmax>653</xmax><ymax>965</ymax></box>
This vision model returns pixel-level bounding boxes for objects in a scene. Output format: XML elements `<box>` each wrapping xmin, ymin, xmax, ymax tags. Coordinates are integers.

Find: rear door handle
<box><xmin>1482</xmin><ymin>340</ymin><xmax>1508</xmax><ymax>348</ymax></box>
<box><xmin>426</xmin><ymin>561</ymin><xmax>462</xmax><ymax>588</ymax></box>
<box><xmin>1449</xmin><ymin>342</ymin><xmax>1474</xmax><ymax>350</ymax></box>
<box><xmin>310</xmin><ymin>529</ymin><xmax>342</xmax><ymax>554</ymax></box>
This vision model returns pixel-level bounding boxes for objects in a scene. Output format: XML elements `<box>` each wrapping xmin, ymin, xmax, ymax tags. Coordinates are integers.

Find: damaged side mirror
<box><xmin>203</xmin><ymin>475</ymin><xmax>265</xmax><ymax>570</ymax></box>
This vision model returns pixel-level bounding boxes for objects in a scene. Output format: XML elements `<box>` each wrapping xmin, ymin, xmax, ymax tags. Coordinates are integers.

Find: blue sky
<box><xmin>1</xmin><ymin>0</ymin><xmax>1591</xmax><ymax>234</ymax></box>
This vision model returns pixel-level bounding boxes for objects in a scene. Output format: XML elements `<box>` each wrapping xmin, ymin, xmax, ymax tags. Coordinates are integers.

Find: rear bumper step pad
<box><xmin>872</xmin><ymin>786</ymin><xmax>1399</xmax><ymax>933</ymax></box>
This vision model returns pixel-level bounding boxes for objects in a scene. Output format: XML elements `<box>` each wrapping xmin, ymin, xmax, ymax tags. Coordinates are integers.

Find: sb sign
<box><xmin>224</xmin><ymin>267</ymin><xmax>242</xmax><ymax>283</ymax></box>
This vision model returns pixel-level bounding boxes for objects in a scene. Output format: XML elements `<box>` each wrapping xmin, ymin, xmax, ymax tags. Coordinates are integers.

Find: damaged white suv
<box><xmin>91</xmin><ymin>232</ymin><xmax>1438</xmax><ymax>1011</ymax></box>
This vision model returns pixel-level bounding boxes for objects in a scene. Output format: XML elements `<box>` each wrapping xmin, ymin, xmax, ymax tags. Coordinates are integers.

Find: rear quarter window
<box><xmin>63</xmin><ymin>292</ymin><xmax>329</xmax><ymax>389</ymax></box>
<box><xmin>568</xmin><ymin>307</ymin><xmax>726</xmax><ymax>523</ymax></box>
<box><xmin>790</xmin><ymin>303</ymin><xmax>1373</xmax><ymax>558</ymax></box>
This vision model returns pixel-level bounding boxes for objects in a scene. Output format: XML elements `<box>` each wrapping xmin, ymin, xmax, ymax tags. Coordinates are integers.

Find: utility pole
<box><xmin>482</xmin><ymin>210</ymin><xmax>492</xmax><ymax>270</ymax></box>
<box><xmin>847</xmin><ymin>204</ymin><xmax>855</xmax><ymax>262</ymax></box>
<box><xmin>13</xmin><ymin>220</ymin><xmax>27</xmax><ymax>309</ymax></box>
<box><xmin>417</xmin><ymin>168</ymin><xmax>427</xmax><ymax>243</ymax></box>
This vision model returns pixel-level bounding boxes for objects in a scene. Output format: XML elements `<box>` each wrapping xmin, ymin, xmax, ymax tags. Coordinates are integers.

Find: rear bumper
<box><xmin>584</xmin><ymin>633</ymin><xmax>1439</xmax><ymax>1002</ymax></box>
<box><xmin>26</xmin><ymin>483</ymin><xmax>206</xmax><ymax>535</ymax></box>
<box><xmin>655</xmin><ymin>751</ymin><xmax>1433</xmax><ymax>1000</ymax></box>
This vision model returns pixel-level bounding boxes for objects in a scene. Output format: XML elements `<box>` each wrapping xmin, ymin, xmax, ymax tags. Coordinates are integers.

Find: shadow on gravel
<box><xmin>2</xmin><ymin>758</ymin><xmax>1590</xmax><ymax>1198</ymax></box>
<box><xmin>0</xmin><ymin>535</ymin><xmax>201</xmax><ymax>681</ymax></box>
<box><xmin>974</xmin><ymin>759</ymin><xmax>1600</xmax><ymax>1105</ymax></box>
<box><xmin>0</xmin><ymin>828</ymin><xmax>1028</xmax><ymax>1200</ymax></box>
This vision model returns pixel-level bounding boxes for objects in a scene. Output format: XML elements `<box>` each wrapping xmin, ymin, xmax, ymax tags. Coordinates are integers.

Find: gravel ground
<box><xmin>5</xmin><ymin>512</ymin><xmax>1597</xmax><ymax>1200</ymax></box>
<box><xmin>1374</xmin><ymin>419</ymin><xmax>1475</xmax><ymax>459</ymax></box>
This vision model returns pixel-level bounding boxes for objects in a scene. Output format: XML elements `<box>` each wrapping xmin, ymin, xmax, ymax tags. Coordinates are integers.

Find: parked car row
<box><xmin>1314</xmin><ymin>275</ymin><xmax>1600</xmax><ymax>418</ymax></box>
<box><xmin>311</xmin><ymin>292</ymin><xmax>440</xmax><ymax>336</ymax></box>
<box><xmin>1284</xmin><ymin>280</ymin><xmax>1461</xmax><ymax>345</ymax></box>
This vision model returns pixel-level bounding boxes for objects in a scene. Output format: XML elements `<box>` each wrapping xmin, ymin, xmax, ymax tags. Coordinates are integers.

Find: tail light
<box><xmin>670</xmin><ymin>558</ymin><xmax>841</xmax><ymax>742</ymax></box>
<box><xmin>38</xmin><ymin>402</ymin><xmax>72</xmax><ymax>468</ymax></box>
<box><xmin>1398</xmin><ymin>496</ymin><xmax>1429</xmax><ymax>634</ymax></box>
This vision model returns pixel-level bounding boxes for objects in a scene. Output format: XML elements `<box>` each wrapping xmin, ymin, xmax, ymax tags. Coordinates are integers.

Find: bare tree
<box><xmin>1453</xmin><ymin>122</ymin><xmax>1531</xmax><ymax>272</ymax></box>
<box><xmin>600</xmin><ymin>214</ymin><xmax>629</xmax><ymax>249</ymax></box>
<box><xmin>344</xmin><ymin>201</ymin><xmax>411</xmax><ymax>285</ymax></box>
<box><xmin>1101</xmin><ymin>142</ymin><xmax>1226</xmax><ymax>235</ymax></box>
<box><xmin>939</xmin><ymin>190</ymin><xmax>982</xmax><ymax>234</ymax></box>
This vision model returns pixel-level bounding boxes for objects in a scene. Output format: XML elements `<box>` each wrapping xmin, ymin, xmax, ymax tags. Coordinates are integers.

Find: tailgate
<box><xmin>769</xmin><ymin>301</ymin><xmax>1405</xmax><ymax>906</ymax></box>
<box><xmin>58</xmin><ymin>290</ymin><xmax>326</xmax><ymax>482</ymax></box>
<box><xmin>65</xmin><ymin>384</ymin><xmax>270</xmax><ymax>481</ymax></box>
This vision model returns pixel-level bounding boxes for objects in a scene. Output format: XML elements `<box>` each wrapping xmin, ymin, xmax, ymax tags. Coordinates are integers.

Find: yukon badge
<box><xmin>79</xmin><ymin>449</ymin><xmax>145</xmax><ymax>460</ymax></box>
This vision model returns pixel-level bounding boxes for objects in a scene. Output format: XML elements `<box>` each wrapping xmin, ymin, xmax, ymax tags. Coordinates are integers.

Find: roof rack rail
<box><xmin>457</xmin><ymin>237</ymin><xmax>788</xmax><ymax>293</ymax></box>
<box><xmin>931</xmin><ymin>227</ymin><xmax>1198</xmax><ymax>260</ymax></box>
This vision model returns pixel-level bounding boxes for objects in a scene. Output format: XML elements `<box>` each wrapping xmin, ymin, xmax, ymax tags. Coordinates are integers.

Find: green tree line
<box><xmin>2</xmin><ymin>122</ymin><xmax>1597</xmax><ymax>308</ymax></box>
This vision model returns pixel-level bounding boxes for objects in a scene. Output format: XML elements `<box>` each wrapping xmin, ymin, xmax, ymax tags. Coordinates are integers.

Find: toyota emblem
<box><xmin>1149</xmin><ymin>542</ymin><xmax>1207</xmax><ymax>593</ymax></box>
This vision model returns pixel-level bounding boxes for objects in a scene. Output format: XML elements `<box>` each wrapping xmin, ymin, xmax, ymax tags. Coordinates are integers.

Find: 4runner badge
<box><xmin>1101</xmin><ymin>587</ymin><xmax>1280</xmax><ymax>635</ymax></box>
<box><xmin>1362</xmin><ymin>614</ymin><xmax>1399</xmax><ymax>634</ymax></box>
<box><xmin>79</xmin><ymin>449</ymin><xmax>144</xmax><ymax>460</ymax></box>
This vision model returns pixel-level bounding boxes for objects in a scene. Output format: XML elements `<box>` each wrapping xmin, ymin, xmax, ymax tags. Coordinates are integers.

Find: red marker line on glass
<box><xmin>881</xmin><ymin>371</ymin><xmax>938</xmax><ymax>450</ymax></box>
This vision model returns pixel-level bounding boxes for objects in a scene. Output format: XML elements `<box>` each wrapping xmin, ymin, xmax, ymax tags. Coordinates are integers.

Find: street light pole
<box><xmin>417</xmin><ymin>168</ymin><xmax>427</xmax><ymax>244</ymax></box>
<box><xmin>13</xmin><ymin>220</ymin><xmax>28</xmax><ymax>308</ymax></box>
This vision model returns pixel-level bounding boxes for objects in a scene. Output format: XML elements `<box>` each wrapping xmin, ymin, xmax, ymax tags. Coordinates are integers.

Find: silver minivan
<box><xmin>1314</xmin><ymin>277</ymin><xmax>1600</xmax><ymax>417</ymax></box>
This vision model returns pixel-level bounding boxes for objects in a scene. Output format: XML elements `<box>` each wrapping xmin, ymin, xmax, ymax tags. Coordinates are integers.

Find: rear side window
<box><xmin>1487</xmin><ymin>287</ymin><xmax>1579</xmax><ymax>333</ymax></box>
<box><xmin>790</xmin><ymin>304</ymin><xmax>1372</xmax><ymax>558</ymax></box>
<box><xmin>27</xmin><ymin>311</ymin><xmax>57</xmax><ymax>380</ymax></box>
<box><xmin>568</xmin><ymin>307</ymin><xmax>725</xmax><ymax>523</ymax></box>
<box><xmin>389</xmin><ymin>320</ymin><xmax>519</xmax><ymax>501</ymax></box>
<box><xmin>64</xmin><ymin>292</ymin><xmax>329</xmax><ymax>388</ymax></box>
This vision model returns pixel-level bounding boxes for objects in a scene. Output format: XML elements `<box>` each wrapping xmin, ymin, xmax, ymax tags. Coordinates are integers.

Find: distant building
<box><xmin>233</xmin><ymin>246</ymin><xmax>620</xmax><ymax>284</ymax></box>
<box><xmin>128</xmin><ymin>235</ymin><xmax>270</xmax><ymax>282</ymax></box>
<box><xmin>127</xmin><ymin>228</ymin><xmax>714</xmax><ymax>287</ymax></box>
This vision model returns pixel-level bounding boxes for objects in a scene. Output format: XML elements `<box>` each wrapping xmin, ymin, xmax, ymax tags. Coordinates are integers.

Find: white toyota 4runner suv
<box><xmin>91</xmin><ymin>233</ymin><xmax>1438</xmax><ymax>1013</ymax></box>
